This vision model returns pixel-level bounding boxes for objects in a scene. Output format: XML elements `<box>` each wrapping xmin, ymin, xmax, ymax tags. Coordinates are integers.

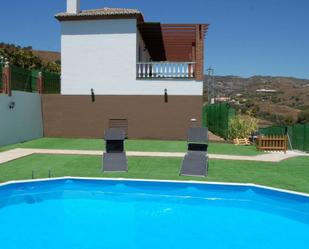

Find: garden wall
<box><xmin>42</xmin><ymin>94</ymin><xmax>203</xmax><ymax>140</ymax></box>
<box><xmin>0</xmin><ymin>91</ymin><xmax>43</xmax><ymax>146</ymax></box>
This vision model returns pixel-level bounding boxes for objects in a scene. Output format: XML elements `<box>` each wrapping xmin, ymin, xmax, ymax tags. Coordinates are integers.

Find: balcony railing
<box><xmin>137</xmin><ymin>62</ymin><xmax>196</xmax><ymax>79</ymax></box>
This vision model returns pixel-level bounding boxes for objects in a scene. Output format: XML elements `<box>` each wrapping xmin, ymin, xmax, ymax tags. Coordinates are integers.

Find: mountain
<box><xmin>32</xmin><ymin>50</ymin><xmax>60</xmax><ymax>64</ymax></box>
<box><xmin>203</xmin><ymin>75</ymin><xmax>309</xmax><ymax>125</ymax></box>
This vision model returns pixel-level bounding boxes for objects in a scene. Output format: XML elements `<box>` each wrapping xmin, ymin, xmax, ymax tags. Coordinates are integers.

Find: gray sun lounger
<box><xmin>102</xmin><ymin>128</ymin><xmax>128</xmax><ymax>172</ymax></box>
<box><xmin>103</xmin><ymin>152</ymin><xmax>127</xmax><ymax>172</ymax></box>
<box><xmin>180</xmin><ymin>127</ymin><xmax>209</xmax><ymax>177</ymax></box>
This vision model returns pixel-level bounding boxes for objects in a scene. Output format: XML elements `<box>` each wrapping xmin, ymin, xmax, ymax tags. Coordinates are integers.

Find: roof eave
<box><xmin>55</xmin><ymin>13</ymin><xmax>144</xmax><ymax>22</ymax></box>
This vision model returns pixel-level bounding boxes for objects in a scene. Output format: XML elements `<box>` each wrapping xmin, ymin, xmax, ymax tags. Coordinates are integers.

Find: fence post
<box><xmin>305</xmin><ymin>124</ymin><xmax>309</xmax><ymax>152</ymax></box>
<box><xmin>37</xmin><ymin>72</ymin><xmax>44</xmax><ymax>94</ymax></box>
<box><xmin>3</xmin><ymin>61</ymin><xmax>11</xmax><ymax>96</ymax></box>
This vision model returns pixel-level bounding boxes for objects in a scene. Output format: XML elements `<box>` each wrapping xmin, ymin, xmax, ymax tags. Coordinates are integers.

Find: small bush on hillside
<box><xmin>228</xmin><ymin>114</ymin><xmax>258</xmax><ymax>140</ymax></box>
<box><xmin>298</xmin><ymin>110</ymin><xmax>309</xmax><ymax>124</ymax></box>
<box><xmin>271</xmin><ymin>96</ymin><xmax>281</xmax><ymax>104</ymax></box>
<box><xmin>281</xmin><ymin>115</ymin><xmax>295</xmax><ymax>125</ymax></box>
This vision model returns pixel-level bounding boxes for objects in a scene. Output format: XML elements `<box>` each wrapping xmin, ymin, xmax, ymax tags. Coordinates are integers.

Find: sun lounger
<box><xmin>180</xmin><ymin>127</ymin><xmax>209</xmax><ymax>177</ymax></box>
<box><xmin>102</xmin><ymin>128</ymin><xmax>128</xmax><ymax>172</ymax></box>
<box><xmin>103</xmin><ymin>152</ymin><xmax>127</xmax><ymax>172</ymax></box>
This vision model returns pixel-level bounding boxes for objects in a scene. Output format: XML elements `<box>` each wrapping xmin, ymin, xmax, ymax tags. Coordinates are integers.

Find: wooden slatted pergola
<box><xmin>138</xmin><ymin>22</ymin><xmax>209</xmax><ymax>80</ymax></box>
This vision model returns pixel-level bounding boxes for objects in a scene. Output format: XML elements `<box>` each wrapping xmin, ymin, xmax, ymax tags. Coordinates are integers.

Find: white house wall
<box><xmin>60</xmin><ymin>19</ymin><xmax>203</xmax><ymax>96</ymax></box>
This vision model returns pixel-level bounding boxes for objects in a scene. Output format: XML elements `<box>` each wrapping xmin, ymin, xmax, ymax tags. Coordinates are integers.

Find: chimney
<box><xmin>67</xmin><ymin>0</ymin><xmax>80</xmax><ymax>14</ymax></box>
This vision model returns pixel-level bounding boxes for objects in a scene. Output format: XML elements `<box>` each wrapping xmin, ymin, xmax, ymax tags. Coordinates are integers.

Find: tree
<box><xmin>0</xmin><ymin>43</ymin><xmax>60</xmax><ymax>73</ymax></box>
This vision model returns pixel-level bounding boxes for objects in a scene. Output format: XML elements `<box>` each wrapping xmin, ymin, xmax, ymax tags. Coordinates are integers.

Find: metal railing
<box><xmin>10</xmin><ymin>65</ymin><xmax>36</xmax><ymax>92</ymax></box>
<box><xmin>42</xmin><ymin>71</ymin><xmax>61</xmax><ymax>94</ymax></box>
<box><xmin>137</xmin><ymin>62</ymin><xmax>196</xmax><ymax>79</ymax></box>
<box><xmin>0</xmin><ymin>60</ymin><xmax>60</xmax><ymax>94</ymax></box>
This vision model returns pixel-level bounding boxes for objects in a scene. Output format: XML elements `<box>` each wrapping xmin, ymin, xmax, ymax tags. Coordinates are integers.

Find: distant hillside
<box><xmin>0</xmin><ymin>42</ymin><xmax>60</xmax><ymax>73</ymax></box>
<box><xmin>203</xmin><ymin>75</ymin><xmax>309</xmax><ymax>126</ymax></box>
<box><xmin>32</xmin><ymin>50</ymin><xmax>60</xmax><ymax>64</ymax></box>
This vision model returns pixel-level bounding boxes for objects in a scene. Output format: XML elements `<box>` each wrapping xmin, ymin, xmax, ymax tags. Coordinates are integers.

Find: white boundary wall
<box><xmin>0</xmin><ymin>91</ymin><xmax>43</xmax><ymax>146</ymax></box>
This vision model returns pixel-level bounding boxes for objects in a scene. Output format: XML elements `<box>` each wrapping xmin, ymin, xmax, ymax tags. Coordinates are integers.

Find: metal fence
<box><xmin>259</xmin><ymin>126</ymin><xmax>287</xmax><ymax>135</ymax></box>
<box><xmin>42</xmin><ymin>71</ymin><xmax>61</xmax><ymax>94</ymax></box>
<box><xmin>259</xmin><ymin>124</ymin><xmax>309</xmax><ymax>152</ymax></box>
<box><xmin>1</xmin><ymin>64</ymin><xmax>60</xmax><ymax>94</ymax></box>
<box><xmin>10</xmin><ymin>66</ymin><xmax>38</xmax><ymax>92</ymax></box>
<box><xmin>203</xmin><ymin>103</ymin><xmax>236</xmax><ymax>139</ymax></box>
<box><xmin>292</xmin><ymin>124</ymin><xmax>309</xmax><ymax>152</ymax></box>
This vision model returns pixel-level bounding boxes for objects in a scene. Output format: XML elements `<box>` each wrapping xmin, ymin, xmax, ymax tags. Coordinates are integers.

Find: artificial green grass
<box><xmin>0</xmin><ymin>137</ymin><xmax>264</xmax><ymax>156</ymax></box>
<box><xmin>1</xmin><ymin>154</ymin><xmax>308</xmax><ymax>193</ymax></box>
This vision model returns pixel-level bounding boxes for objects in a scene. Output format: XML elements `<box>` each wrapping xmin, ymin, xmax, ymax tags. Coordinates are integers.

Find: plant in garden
<box><xmin>297</xmin><ymin>110</ymin><xmax>309</xmax><ymax>124</ymax></box>
<box><xmin>0</xmin><ymin>43</ymin><xmax>60</xmax><ymax>73</ymax></box>
<box><xmin>228</xmin><ymin>112</ymin><xmax>258</xmax><ymax>139</ymax></box>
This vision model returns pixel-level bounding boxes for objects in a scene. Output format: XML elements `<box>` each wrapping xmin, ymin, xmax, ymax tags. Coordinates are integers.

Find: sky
<box><xmin>1</xmin><ymin>0</ymin><xmax>309</xmax><ymax>79</ymax></box>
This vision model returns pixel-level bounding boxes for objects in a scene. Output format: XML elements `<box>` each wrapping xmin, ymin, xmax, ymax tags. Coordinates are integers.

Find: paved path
<box><xmin>0</xmin><ymin>148</ymin><xmax>308</xmax><ymax>165</ymax></box>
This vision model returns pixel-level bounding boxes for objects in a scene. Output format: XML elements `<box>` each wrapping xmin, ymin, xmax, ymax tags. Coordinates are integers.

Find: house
<box><xmin>42</xmin><ymin>0</ymin><xmax>208</xmax><ymax>139</ymax></box>
<box><xmin>256</xmin><ymin>89</ymin><xmax>277</xmax><ymax>93</ymax></box>
<box><xmin>215</xmin><ymin>97</ymin><xmax>231</xmax><ymax>102</ymax></box>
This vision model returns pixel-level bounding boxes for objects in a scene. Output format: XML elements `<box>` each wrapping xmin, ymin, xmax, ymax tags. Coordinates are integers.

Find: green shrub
<box><xmin>281</xmin><ymin>115</ymin><xmax>295</xmax><ymax>125</ymax></box>
<box><xmin>298</xmin><ymin>110</ymin><xmax>309</xmax><ymax>124</ymax></box>
<box><xmin>228</xmin><ymin>114</ymin><xmax>258</xmax><ymax>140</ymax></box>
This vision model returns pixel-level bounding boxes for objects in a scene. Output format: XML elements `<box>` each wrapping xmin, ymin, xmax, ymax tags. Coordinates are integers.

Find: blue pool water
<box><xmin>0</xmin><ymin>179</ymin><xmax>308</xmax><ymax>249</ymax></box>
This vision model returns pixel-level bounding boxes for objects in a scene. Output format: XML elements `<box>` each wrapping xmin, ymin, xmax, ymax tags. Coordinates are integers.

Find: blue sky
<box><xmin>1</xmin><ymin>0</ymin><xmax>308</xmax><ymax>78</ymax></box>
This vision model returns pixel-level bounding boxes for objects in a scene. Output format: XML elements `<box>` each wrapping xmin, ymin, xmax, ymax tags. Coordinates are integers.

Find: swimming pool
<box><xmin>0</xmin><ymin>178</ymin><xmax>308</xmax><ymax>249</ymax></box>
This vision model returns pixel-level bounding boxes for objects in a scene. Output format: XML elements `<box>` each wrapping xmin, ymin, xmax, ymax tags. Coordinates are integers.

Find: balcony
<box><xmin>137</xmin><ymin>23</ymin><xmax>208</xmax><ymax>81</ymax></box>
<box><xmin>137</xmin><ymin>62</ymin><xmax>196</xmax><ymax>79</ymax></box>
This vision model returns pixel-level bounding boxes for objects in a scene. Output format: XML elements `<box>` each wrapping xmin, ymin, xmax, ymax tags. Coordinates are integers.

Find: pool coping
<box><xmin>1</xmin><ymin>176</ymin><xmax>309</xmax><ymax>198</ymax></box>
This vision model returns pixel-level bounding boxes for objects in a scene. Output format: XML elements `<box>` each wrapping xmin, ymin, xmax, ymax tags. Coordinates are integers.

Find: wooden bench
<box><xmin>233</xmin><ymin>138</ymin><xmax>251</xmax><ymax>146</ymax></box>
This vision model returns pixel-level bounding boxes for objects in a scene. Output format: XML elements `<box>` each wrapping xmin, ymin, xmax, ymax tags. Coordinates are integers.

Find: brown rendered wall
<box><xmin>42</xmin><ymin>95</ymin><xmax>203</xmax><ymax>140</ymax></box>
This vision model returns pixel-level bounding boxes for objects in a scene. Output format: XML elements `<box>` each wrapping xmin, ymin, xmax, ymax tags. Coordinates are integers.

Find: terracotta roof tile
<box><xmin>55</xmin><ymin>7</ymin><xmax>143</xmax><ymax>21</ymax></box>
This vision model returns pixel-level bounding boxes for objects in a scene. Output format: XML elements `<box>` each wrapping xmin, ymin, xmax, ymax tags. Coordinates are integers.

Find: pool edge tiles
<box><xmin>1</xmin><ymin>176</ymin><xmax>309</xmax><ymax>198</ymax></box>
<box><xmin>1</xmin><ymin>177</ymin><xmax>309</xmax><ymax>214</ymax></box>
